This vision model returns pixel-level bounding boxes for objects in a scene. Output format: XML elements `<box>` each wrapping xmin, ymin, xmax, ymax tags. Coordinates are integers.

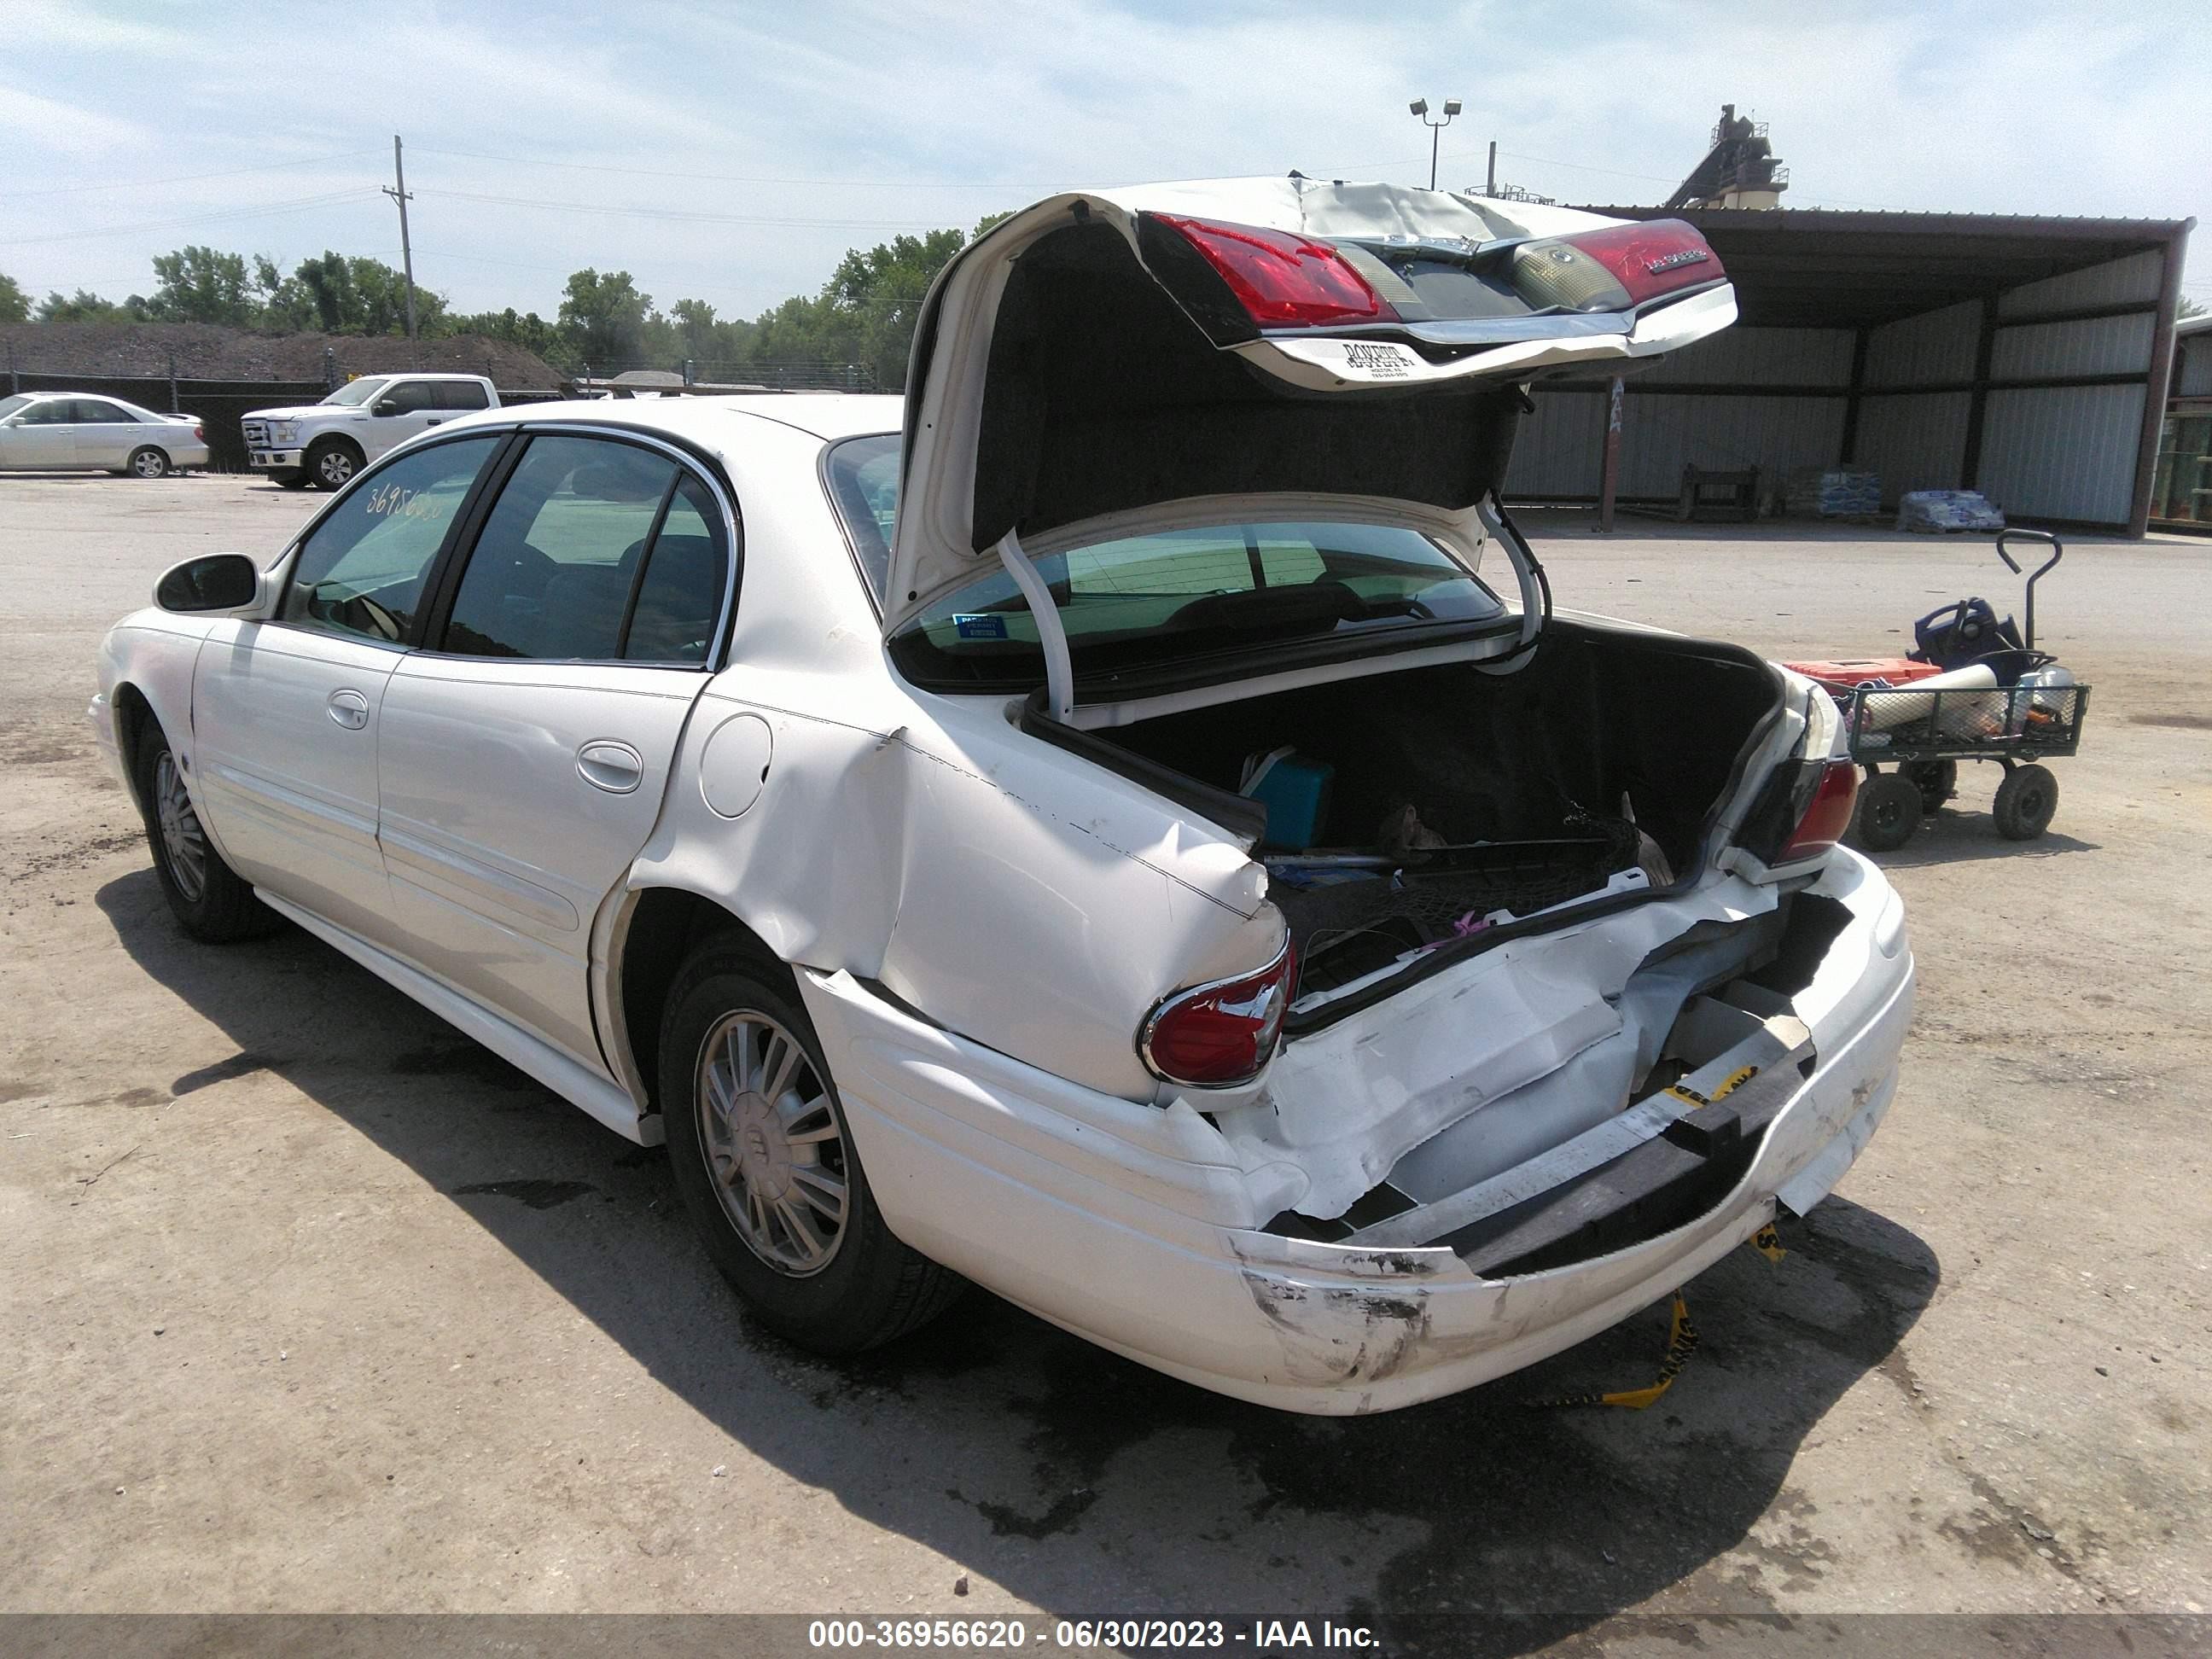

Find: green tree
<box><xmin>257</xmin><ymin>251</ymin><xmax>444</xmax><ymax>335</ymax></box>
<box><xmin>557</xmin><ymin>268</ymin><xmax>651</xmax><ymax>369</ymax></box>
<box><xmin>439</xmin><ymin>306</ymin><xmax>571</xmax><ymax>370</ymax></box>
<box><xmin>0</xmin><ymin>272</ymin><xmax>28</xmax><ymax>324</ymax></box>
<box><xmin>145</xmin><ymin>245</ymin><xmax>255</xmax><ymax>325</ymax></box>
<box><xmin>35</xmin><ymin>288</ymin><xmax>145</xmax><ymax>323</ymax></box>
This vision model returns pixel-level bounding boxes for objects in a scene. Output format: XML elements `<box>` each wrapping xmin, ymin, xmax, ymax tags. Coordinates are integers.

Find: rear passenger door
<box><xmin>69</xmin><ymin>399</ymin><xmax>143</xmax><ymax>468</ymax></box>
<box><xmin>375</xmin><ymin>430</ymin><xmax>734</xmax><ymax>1068</ymax></box>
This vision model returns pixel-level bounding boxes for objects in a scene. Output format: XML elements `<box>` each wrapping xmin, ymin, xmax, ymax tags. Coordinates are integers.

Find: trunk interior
<box><xmin>1080</xmin><ymin>620</ymin><xmax>1783</xmax><ymax>1002</ymax></box>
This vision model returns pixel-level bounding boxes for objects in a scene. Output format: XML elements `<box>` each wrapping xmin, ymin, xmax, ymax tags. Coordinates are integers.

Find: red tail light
<box><xmin>1511</xmin><ymin>218</ymin><xmax>1723</xmax><ymax>314</ymax></box>
<box><xmin>1139</xmin><ymin>940</ymin><xmax>1298</xmax><ymax>1088</ymax></box>
<box><xmin>1779</xmin><ymin>760</ymin><xmax>1859</xmax><ymax>861</ymax></box>
<box><xmin>1154</xmin><ymin>215</ymin><xmax>1398</xmax><ymax>329</ymax></box>
<box><xmin>193</xmin><ymin>423</ymin><xmax>205</xmax><ymax>441</ymax></box>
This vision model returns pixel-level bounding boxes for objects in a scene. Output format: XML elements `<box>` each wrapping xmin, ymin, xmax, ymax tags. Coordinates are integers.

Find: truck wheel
<box><xmin>658</xmin><ymin>944</ymin><xmax>964</xmax><ymax>1355</ymax></box>
<box><xmin>1901</xmin><ymin>759</ymin><xmax>1957</xmax><ymax>815</ymax></box>
<box><xmin>1848</xmin><ymin>772</ymin><xmax>1923</xmax><ymax>853</ymax></box>
<box><xmin>272</xmin><ymin>472</ymin><xmax>311</xmax><ymax>490</ymax></box>
<box><xmin>133</xmin><ymin>720</ymin><xmax>272</xmax><ymax>942</ymax></box>
<box><xmin>127</xmin><ymin>446</ymin><xmax>171</xmax><ymax>480</ymax></box>
<box><xmin>307</xmin><ymin>439</ymin><xmax>363</xmax><ymax>491</ymax></box>
<box><xmin>1992</xmin><ymin>764</ymin><xmax>2058</xmax><ymax>841</ymax></box>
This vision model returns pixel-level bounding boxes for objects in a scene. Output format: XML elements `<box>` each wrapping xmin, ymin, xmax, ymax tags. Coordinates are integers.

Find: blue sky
<box><xmin>3</xmin><ymin>0</ymin><xmax>2206</xmax><ymax>322</ymax></box>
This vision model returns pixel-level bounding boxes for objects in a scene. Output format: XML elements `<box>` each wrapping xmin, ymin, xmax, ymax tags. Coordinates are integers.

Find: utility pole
<box><xmin>383</xmin><ymin>134</ymin><xmax>418</xmax><ymax>343</ymax></box>
<box><xmin>1487</xmin><ymin>141</ymin><xmax>1497</xmax><ymax>197</ymax></box>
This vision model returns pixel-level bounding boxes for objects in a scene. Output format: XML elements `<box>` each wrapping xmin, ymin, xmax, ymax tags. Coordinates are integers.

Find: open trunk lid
<box><xmin>886</xmin><ymin>176</ymin><xmax>1736</xmax><ymax>639</ymax></box>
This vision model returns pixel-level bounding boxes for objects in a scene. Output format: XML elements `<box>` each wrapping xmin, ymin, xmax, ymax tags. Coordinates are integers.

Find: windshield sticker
<box><xmin>953</xmin><ymin>614</ymin><xmax>1009</xmax><ymax>639</ymax></box>
<box><xmin>1342</xmin><ymin>341</ymin><xmax>1413</xmax><ymax>379</ymax></box>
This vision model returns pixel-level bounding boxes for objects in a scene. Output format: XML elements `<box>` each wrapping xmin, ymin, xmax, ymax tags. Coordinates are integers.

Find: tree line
<box><xmin>0</xmin><ymin>213</ymin><xmax>1010</xmax><ymax>390</ymax></box>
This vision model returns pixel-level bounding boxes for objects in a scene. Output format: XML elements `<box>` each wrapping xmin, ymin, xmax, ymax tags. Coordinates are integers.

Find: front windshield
<box><xmin>321</xmin><ymin>377</ymin><xmax>391</xmax><ymax>407</ymax></box>
<box><xmin>0</xmin><ymin>394</ymin><xmax>32</xmax><ymax>421</ymax></box>
<box><xmin>824</xmin><ymin>434</ymin><xmax>1509</xmax><ymax>693</ymax></box>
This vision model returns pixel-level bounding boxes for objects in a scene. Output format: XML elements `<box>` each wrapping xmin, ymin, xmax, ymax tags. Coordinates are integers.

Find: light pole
<box><xmin>1408</xmin><ymin>97</ymin><xmax>1462</xmax><ymax>190</ymax></box>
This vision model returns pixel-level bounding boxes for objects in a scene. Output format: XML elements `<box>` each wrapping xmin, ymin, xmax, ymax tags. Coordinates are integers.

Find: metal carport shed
<box><xmin>1507</xmin><ymin>208</ymin><xmax>2194</xmax><ymax>536</ymax></box>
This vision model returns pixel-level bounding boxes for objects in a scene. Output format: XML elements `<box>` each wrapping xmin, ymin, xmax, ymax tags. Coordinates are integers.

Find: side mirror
<box><xmin>155</xmin><ymin>552</ymin><xmax>260</xmax><ymax>614</ymax></box>
<box><xmin>372</xmin><ymin>399</ymin><xmax>402</xmax><ymax>416</ymax></box>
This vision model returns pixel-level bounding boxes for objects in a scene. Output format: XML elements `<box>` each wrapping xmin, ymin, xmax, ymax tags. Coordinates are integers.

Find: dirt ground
<box><xmin>3</xmin><ymin>474</ymin><xmax>2208</xmax><ymax>1647</ymax></box>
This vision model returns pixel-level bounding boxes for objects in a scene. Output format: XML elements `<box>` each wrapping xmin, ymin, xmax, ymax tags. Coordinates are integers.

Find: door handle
<box><xmin>426</xmin><ymin>417</ymin><xmax>442</xmax><ymax>427</ymax></box>
<box><xmin>327</xmin><ymin>688</ymin><xmax>370</xmax><ymax>730</ymax></box>
<box><xmin>576</xmin><ymin>740</ymin><xmax>643</xmax><ymax>794</ymax></box>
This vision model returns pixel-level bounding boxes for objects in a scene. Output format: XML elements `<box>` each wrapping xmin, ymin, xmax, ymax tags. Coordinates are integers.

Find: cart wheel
<box><xmin>1992</xmin><ymin>764</ymin><xmax>2058</xmax><ymax>841</ymax></box>
<box><xmin>1901</xmin><ymin>759</ymin><xmax>1957</xmax><ymax>814</ymax></box>
<box><xmin>1848</xmin><ymin>773</ymin><xmax>1924</xmax><ymax>853</ymax></box>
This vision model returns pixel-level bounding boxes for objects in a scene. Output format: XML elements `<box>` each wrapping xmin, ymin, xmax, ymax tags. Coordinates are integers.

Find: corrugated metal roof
<box><xmin>1568</xmin><ymin>205</ymin><xmax>2194</xmax><ymax>328</ymax></box>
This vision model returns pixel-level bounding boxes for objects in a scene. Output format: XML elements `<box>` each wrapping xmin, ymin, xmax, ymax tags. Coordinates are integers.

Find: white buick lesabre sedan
<box><xmin>92</xmin><ymin>178</ymin><xmax>1912</xmax><ymax>1413</ymax></box>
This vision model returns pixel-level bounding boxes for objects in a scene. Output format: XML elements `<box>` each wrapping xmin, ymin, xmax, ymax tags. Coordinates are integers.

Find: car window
<box><xmin>824</xmin><ymin>434</ymin><xmax>899</xmax><ymax>600</ymax></box>
<box><xmin>0</xmin><ymin>394</ymin><xmax>31</xmax><ymax>421</ymax></box>
<box><xmin>322</xmin><ymin>377</ymin><xmax>389</xmax><ymax>407</ymax></box>
<box><xmin>380</xmin><ymin>381</ymin><xmax>438</xmax><ymax>415</ymax></box>
<box><xmin>279</xmin><ymin>437</ymin><xmax>498</xmax><ymax>644</ymax></box>
<box><xmin>621</xmin><ymin>474</ymin><xmax>728</xmax><ymax>664</ymax></box>
<box><xmin>434</xmin><ymin>381</ymin><xmax>492</xmax><ymax>410</ymax></box>
<box><xmin>73</xmin><ymin>399</ymin><xmax>135</xmax><ymax>423</ymax></box>
<box><xmin>20</xmin><ymin>399</ymin><xmax>76</xmax><ymax>426</ymax></box>
<box><xmin>439</xmin><ymin>435</ymin><xmax>684</xmax><ymax>661</ymax></box>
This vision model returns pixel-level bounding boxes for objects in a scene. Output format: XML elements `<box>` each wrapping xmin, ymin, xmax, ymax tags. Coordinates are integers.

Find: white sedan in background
<box><xmin>0</xmin><ymin>391</ymin><xmax>209</xmax><ymax>477</ymax></box>
<box><xmin>91</xmin><ymin>178</ymin><xmax>1911</xmax><ymax>1414</ymax></box>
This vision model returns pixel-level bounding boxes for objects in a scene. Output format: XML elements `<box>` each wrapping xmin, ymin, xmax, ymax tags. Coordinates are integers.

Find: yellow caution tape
<box><xmin>1527</xmin><ymin>1291</ymin><xmax>1699</xmax><ymax>1411</ymax></box>
<box><xmin>1752</xmin><ymin>1223</ymin><xmax>1788</xmax><ymax>1263</ymax></box>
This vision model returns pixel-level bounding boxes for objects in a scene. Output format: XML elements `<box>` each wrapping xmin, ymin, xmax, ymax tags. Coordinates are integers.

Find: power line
<box><xmin>0</xmin><ymin>189</ymin><xmax>381</xmax><ymax>247</ymax></box>
<box><xmin>0</xmin><ymin>149</ymin><xmax>385</xmax><ymax>200</ymax></box>
<box><xmin>412</xmin><ymin>186</ymin><xmax>953</xmax><ymax>231</ymax></box>
<box><xmin>409</xmin><ymin>144</ymin><xmax>1036</xmax><ymax>194</ymax></box>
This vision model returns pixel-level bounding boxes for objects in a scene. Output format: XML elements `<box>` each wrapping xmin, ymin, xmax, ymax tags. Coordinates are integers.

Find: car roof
<box><xmin>491</xmin><ymin>392</ymin><xmax>901</xmax><ymax>447</ymax></box>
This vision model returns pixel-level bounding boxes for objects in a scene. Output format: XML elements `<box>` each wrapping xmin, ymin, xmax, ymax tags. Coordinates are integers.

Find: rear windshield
<box><xmin>825</xmin><ymin>434</ymin><xmax>1507</xmax><ymax>693</ymax></box>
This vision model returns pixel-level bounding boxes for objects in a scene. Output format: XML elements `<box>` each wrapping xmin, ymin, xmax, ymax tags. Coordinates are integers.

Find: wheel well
<box><xmin>112</xmin><ymin>683</ymin><xmax>157</xmax><ymax>812</ymax></box>
<box><xmin>615</xmin><ymin>888</ymin><xmax>785</xmax><ymax>1113</ymax></box>
<box><xmin>308</xmin><ymin>433</ymin><xmax>364</xmax><ymax>457</ymax></box>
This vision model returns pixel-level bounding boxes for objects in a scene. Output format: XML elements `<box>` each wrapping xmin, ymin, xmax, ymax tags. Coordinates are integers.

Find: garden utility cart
<box><xmin>1784</xmin><ymin>530</ymin><xmax>2088</xmax><ymax>853</ymax></box>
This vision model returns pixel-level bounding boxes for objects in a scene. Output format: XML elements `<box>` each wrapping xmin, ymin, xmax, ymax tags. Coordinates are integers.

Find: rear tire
<box><xmin>1902</xmin><ymin>758</ymin><xmax>1957</xmax><ymax>815</ymax></box>
<box><xmin>307</xmin><ymin>439</ymin><xmax>362</xmax><ymax>491</ymax></box>
<box><xmin>1992</xmin><ymin>764</ymin><xmax>2058</xmax><ymax>841</ymax></box>
<box><xmin>127</xmin><ymin>446</ymin><xmax>170</xmax><ymax>480</ymax></box>
<box><xmin>658</xmin><ymin>945</ymin><xmax>964</xmax><ymax>1355</ymax></box>
<box><xmin>1848</xmin><ymin>772</ymin><xmax>1924</xmax><ymax>853</ymax></box>
<box><xmin>132</xmin><ymin>720</ymin><xmax>271</xmax><ymax>942</ymax></box>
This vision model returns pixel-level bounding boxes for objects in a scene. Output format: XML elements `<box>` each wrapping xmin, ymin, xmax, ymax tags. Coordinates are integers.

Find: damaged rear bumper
<box><xmin>801</xmin><ymin>851</ymin><xmax>1912</xmax><ymax>1415</ymax></box>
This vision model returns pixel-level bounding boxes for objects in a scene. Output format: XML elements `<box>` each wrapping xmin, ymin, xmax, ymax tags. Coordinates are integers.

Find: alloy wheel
<box><xmin>154</xmin><ymin>751</ymin><xmax>208</xmax><ymax>902</ymax></box>
<box><xmin>131</xmin><ymin>449</ymin><xmax>167</xmax><ymax>479</ymax></box>
<box><xmin>317</xmin><ymin>448</ymin><xmax>355</xmax><ymax>487</ymax></box>
<box><xmin>695</xmin><ymin>1010</ymin><xmax>849</xmax><ymax>1276</ymax></box>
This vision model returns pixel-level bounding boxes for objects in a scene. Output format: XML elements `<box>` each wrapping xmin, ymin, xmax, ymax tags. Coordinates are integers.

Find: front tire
<box><xmin>659</xmin><ymin>946</ymin><xmax>963</xmax><ymax>1355</ymax></box>
<box><xmin>133</xmin><ymin>721</ymin><xmax>271</xmax><ymax>941</ymax></box>
<box><xmin>272</xmin><ymin>471</ymin><xmax>311</xmax><ymax>491</ymax></box>
<box><xmin>1992</xmin><ymin>764</ymin><xmax>2058</xmax><ymax>841</ymax></box>
<box><xmin>307</xmin><ymin>439</ymin><xmax>362</xmax><ymax>491</ymax></box>
<box><xmin>127</xmin><ymin>446</ymin><xmax>170</xmax><ymax>480</ymax></box>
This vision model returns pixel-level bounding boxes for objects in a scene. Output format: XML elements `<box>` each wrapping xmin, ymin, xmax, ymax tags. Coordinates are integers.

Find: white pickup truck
<box><xmin>242</xmin><ymin>373</ymin><xmax>499</xmax><ymax>490</ymax></box>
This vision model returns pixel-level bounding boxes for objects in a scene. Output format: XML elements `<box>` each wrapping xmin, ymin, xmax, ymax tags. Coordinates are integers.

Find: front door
<box><xmin>375</xmin><ymin>431</ymin><xmax>731</xmax><ymax>1065</ymax></box>
<box><xmin>190</xmin><ymin>434</ymin><xmax>503</xmax><ymax>943</ymax></box>
<box><xmin>70</xmin><ymin>398</ymin><xmax>143</xmax><ymax>469</ymax></box>
<box><xmin>5</xmin><ymin>398</ymin><xmax>79</xmax><ymax>468</ymax></box>
<box><xmin>362</xmin><ymin>379</ymin><xmax>449</xmax><ymax>463</ymax></box>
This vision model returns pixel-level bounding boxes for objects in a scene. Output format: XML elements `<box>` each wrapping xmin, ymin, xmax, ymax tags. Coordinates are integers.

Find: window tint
<box><xmin>280</xmin><ymin>437</ymin><xmax>498</xmax><ymax>643</ymax></box>
<box><xmin>622</xmin><ymin>475</ymin><xmax>727</xmax><ymax>663</ymax></box>
<box><xmin>380</xmin><ymin>381</ymin><xmax>438</xmax><ymax>414</ymax></box>
<box><xmin>890</xmin><ymin>521</ymin><xmax>1507</xmax><ymax>690</ymax></box>
<box><xmin>824</xmin><ymin>434</ymin><xmax>899</xmax><ymax>600</ymax></box>
<box><xmin>20</xmin><ymin>399</ymin><xmax>76</xmax><ymax>426</ymax></box>
<box><xmin>434</xmin><ymin>381</ymin><xmax>492</xmax><ymax>410</ymax></box>
<box><xmin>73</xmin><ymin>399</ymin><xmax>135</xmax><ymax>423</ymax></box>
<box><xmin>441</xmin><ymin>436</ymin><xmax>679</xmax><ymax>661</ymax></box>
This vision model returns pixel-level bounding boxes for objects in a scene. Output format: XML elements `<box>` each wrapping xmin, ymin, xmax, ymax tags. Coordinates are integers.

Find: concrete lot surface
<box><xmin>3</xmin><ymin>474</ymin><xmax>2208</xmax><ymax>1644</ymax></box>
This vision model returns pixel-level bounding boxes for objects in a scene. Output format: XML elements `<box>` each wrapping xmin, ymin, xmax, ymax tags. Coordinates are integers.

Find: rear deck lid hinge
<box><xmin>995</xmin><ymin>529</ymin><xmax>1074</xmax><ymax>723</ymax></box>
